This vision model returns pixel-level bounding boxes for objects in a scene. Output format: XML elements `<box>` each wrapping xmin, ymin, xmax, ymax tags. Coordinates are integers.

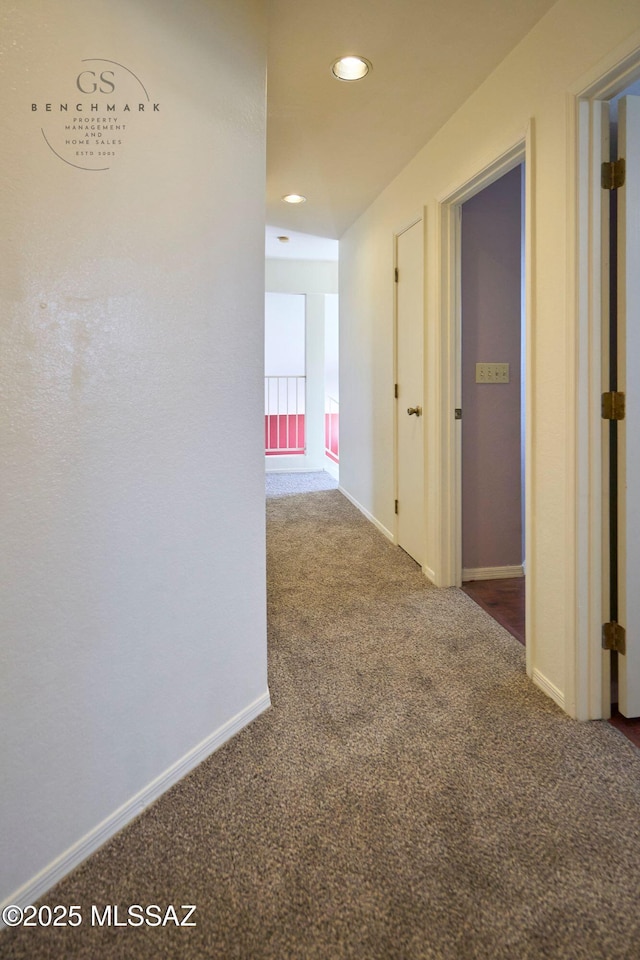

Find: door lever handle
<box><xmin>407</xmin><ymin>406</ymin><xmax>422</xmax><ymax>417</ymax></box>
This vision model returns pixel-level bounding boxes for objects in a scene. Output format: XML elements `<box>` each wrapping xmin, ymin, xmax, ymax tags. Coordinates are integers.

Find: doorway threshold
<box><xmin>461</xmin><ymin>577</ymin><xmax>525</xmax><ymax>646</ymax></box>
<box><xmin>609</xmin><ymin>707</ymin><xmax>640</xmax><ymax>750</ymax></box>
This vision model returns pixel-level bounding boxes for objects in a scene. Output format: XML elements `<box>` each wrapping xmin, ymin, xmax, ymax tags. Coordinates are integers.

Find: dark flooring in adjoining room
<box><xmin>610</xmin><ymin>706</ymin><xmax>640</xmax><ymax>750</ymax></box>
<box><xmin>4</xmin><ymin>471</ymin><xmax>640</xmax><ymax>960</ymax></box>
<box><xmin>461</xmin><ymin>577</ymin><xmax>525</xmax><ymax>646</ymax></box>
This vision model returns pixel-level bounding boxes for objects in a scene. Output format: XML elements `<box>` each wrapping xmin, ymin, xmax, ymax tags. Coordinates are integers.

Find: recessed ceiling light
<box><xmin>277</xmin><ymin>236</ymin><xmax>290</xmax><ymax>243</ymax></box>
<box><xmin>282</xmin><ymin>194</ymin><xmax>306</xmax><ymax>204</ymax></box>
<box><xmin>331</xmin><ymin>56</ymin><xmax>371</xmax><ymax>82</ymax></box>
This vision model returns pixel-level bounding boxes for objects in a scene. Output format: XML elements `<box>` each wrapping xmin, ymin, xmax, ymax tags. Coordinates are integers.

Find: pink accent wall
<box><xmin>461</xmin><ymin>165</ymin><xmax>523</xmax><ymax>571</ymax></box>
<box><xmin>265</xmin><ymin>415</ymin><xmax>305</xmax><ymax>455</ymax></box>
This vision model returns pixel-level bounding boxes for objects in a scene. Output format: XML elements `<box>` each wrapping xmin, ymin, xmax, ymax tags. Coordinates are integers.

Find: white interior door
<box><xmin>396</xmin><ymin>219</ymin><xmax>425</xmax><ymax>566</ymax></box>
<box><xmin>617</xmin><ymin>94</ymin><xmax>640</xmax><ymax>717</ymax></box>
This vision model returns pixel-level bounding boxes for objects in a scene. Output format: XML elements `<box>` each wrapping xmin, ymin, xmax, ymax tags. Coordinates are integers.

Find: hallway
<box><xmin>4</xmin><ymin>473</ymin><xmax>640</xmax><ymax>959</ymax></box>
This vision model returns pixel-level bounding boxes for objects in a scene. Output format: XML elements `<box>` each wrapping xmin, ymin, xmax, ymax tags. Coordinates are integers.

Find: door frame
<box><xmin>393</xmin><ymin>211</ymin><xmax>429</xmax><ymax>574</ymax></box>
<box><xmin>438</xmin><ymin>128</ymin><xmax>534</xmax><ymax>677</ymax></box>
<box><xmin>571</xmin><ymin>42</ymin><xmax>640</xmax><ymax>719</ymax></box>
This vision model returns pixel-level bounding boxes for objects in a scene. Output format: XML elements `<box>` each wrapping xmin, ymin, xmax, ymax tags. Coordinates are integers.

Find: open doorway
<box><xmin>458</xmin><ymin>165</ymin><xmax>526</xmax><ymax>646</ymax></box>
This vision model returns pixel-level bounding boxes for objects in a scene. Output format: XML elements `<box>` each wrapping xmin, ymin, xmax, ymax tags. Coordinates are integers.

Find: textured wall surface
<box><xmin>0</xmin><ymin>0</ymin><xmax>268</xmax><ymax>903</ymax></box>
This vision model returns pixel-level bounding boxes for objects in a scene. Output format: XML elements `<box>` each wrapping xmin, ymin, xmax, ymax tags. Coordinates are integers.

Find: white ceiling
<box><xmin>266</xmin><ymin>0</ymin><xmax>558</xmax><ymax>239</ymax></box>
<box><xmin>265</xmin><ymin>224</ymin><xmax>339</xmax><ymax>260</ymax></box>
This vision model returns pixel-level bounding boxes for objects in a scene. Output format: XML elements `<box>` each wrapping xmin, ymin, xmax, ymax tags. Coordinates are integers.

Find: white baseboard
<box><xmin>422</xmin><ymin>564</ymin><xmax>436</xmax><ymax>584</ymax></box>
<box><xmin>324</xmin><ymin>457</ymin><xmax>339</xmax><ymax>481</ymax></box>
<box><xmin>338</xmin><ymin>486</ymin><xmax>395</xmax><ymax>543</ymax></box>
<box><xmin>265</xmin><ymin>466</ymin><xmax>323</xmax><ymax>473</ymax></box>
<box><xmin>1</xmin><ymin>690</ymin><xmax>271</xmax><ymax>922</ymax></box>
<box><xmin>532</xmin><ymin>669</ymin><xmax>565</xmax><ymax>711</ymax></box>
<box><xmin>462</xmin><ymin>565</ymin><xmax>524</xmax><ymax>581</ymax></box>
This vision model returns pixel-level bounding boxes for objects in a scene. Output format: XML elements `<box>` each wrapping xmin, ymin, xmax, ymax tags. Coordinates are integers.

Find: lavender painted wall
<box><xmin>461</xmin><ymin>165</ymin><xmax>523</xmax><ymax>572</ymax></box>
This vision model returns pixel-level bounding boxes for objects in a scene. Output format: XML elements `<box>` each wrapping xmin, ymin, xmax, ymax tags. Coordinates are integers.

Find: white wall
<box><xmin>266</xmin><ymin>259</ymin><xmax>338</xmax><ymax>296</ymax></box>
<box><xmin>339</xmin><ymin>0</ymin><xmax>640</xmax><ymax>714</ymax></box>
<box><xmin>0</xmin><ymin>0</ymin><xmax>268</xmax><ymax>906</ymax></box>
<box><xmin>325</xmin><ymin>294</ymin><xmax>340</xmax><ymax>403</ymax></box>
<box><xmin>265</xmin><ymin>259</ymin><xmax>338</xmax><ymax>471</ymax></box>
<box><xmin>265</xmin><ymin>293</ymin><xmax>306</xmax><ymax>378</ymax></box>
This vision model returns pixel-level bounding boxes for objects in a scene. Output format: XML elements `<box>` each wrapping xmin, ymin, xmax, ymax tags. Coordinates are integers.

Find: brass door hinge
<box><xmin>394</xmin><ymin>383</ymin><xmax>398</xmax><ymax>399</ymax></box>
<box><xmin>395</xmin><ymin>267</ymin><xmax>399</xmax><ymax>283</ymax></box>
<box><xmin>602</xmin><ymin>391</ymin><xmax>626</xmax><ymax>420</ymax></box>
<box><xmin>602</xmin><ymin>158</ymin><xmax>626</xmax><ymax>190</ymax></box>
<box><xmin>395</xmin><ymin>499</ymin><xmax>399</xmax><ymax>515</ymax></box>
<box><xmin>454</xmin><ymin>408</ymin><xmax>462</xmax><ymax>420</ymax></box>
<box><xmin>602</xmin><ymin>621</ymin><xmax>626</xmax><ymax>654</ymax></box>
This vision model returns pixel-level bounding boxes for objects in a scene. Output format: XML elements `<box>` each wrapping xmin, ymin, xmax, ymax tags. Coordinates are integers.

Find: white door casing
<box><xmin>617</xmin><ymin>94</ymin><xmax>640</xmax><ymax>717</ymax></box>
<box><xmin>571</xmin><ymin>45</ymin><xmax>640</xmax><ymax>721</ymax></box>
<box><xmin>395</xmin><ymin>219</ymin><xmax>425</xmax><ymax>567</ymax></box>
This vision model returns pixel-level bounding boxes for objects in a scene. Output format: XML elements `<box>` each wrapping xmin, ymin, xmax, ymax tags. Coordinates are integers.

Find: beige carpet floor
<box><xmin>3</xmin><ymin>472</ymin><xmax>640</xmax><ymax>959</ymax></box>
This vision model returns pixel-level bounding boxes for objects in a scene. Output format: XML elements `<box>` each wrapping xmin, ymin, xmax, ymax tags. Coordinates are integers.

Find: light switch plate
<box><xmin>476</xmin><ymin>362</ymin><xmax>510</xmax><ymax>383</ymax></box>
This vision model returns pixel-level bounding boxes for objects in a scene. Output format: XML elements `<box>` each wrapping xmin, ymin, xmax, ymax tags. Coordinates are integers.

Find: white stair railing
<box><xmin>265</xmin><ymin>376</ymin><xmax>306</xmax><ymax>454</ymax></box>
